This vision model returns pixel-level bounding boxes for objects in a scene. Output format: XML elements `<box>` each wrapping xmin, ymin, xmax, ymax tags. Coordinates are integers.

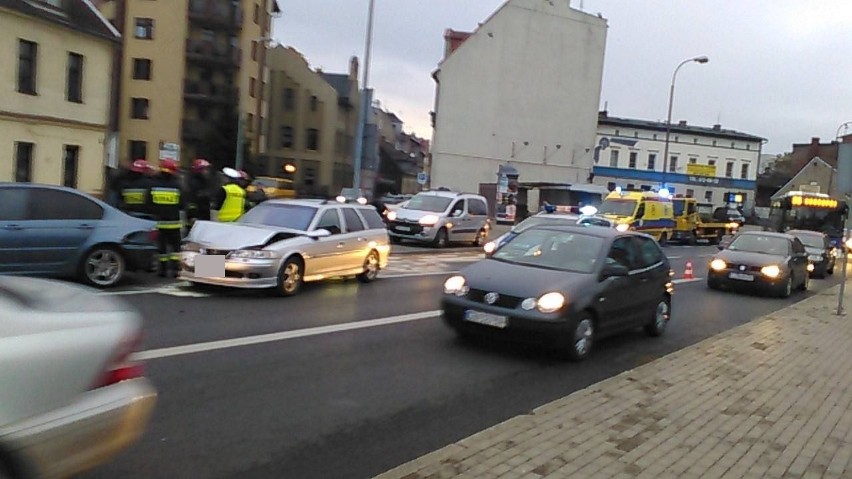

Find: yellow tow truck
<box><xmin>671</xmin><ymin>196</ymin><xmax>738</xmax><ymax>245</ymax></box>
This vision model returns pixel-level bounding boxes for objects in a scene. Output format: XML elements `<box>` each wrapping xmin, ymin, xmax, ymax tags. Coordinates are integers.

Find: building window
<box><xmin>253</xmin><ymin>3</ymin><xmax>259</xmax><ymax>24</ymax></box>
<box><xmin>669</xmin><ymin>156</ymin><xmax>678</xmax><ymax>172</ymax></box>
<box><xmin>252</xmin><ymin>41</ymin><xmax>258</xmax><ymax>61</ymax></box>
<box><xmin>705</xmin><ymin>191</ymin><xmax>713</xmax><ymax>202</ymax></box>
<box><xmin>628</xmin><ymin>152</ymin><xmax>637</xmax><ymax>169</ymax></box>
<box><xmin>653</xmin><ymin>134</ymin><xmax>657</xmax><ymax>140</ymax></box>
<box><xmin>15</xmin><ymin>142</ymin><xmax>34</xmax><ymax>183</ymax></box>
<box><xmin>132</xmin><ymin>58</ymin><xmax>152</xmax><ymax>80</ymax></box>
<box><xmin>686</xmin><ymin>189</ymin><xmax>695</xmax><ymax>198</ymax></box>
<box><xmin>129</xmin><ymin>140</ymin><xmax>147</xmax><ymax>160</ymax></box>
<box><xmin>306</xmin><ymin>128</ymin><xmax>319</xmax><ymax>151</ymax></box>
<box><xmin>609</xmin><ymin>150</ymin><xmax>619</xmax><ymax>168</ymax></box>
<box><xmin>689</xmin><ymin>157</ymin><xmax>697</xmax><ymax>164</ymax></box>
<box><xmin>249</xmin><ymin>77</ymin><xmax>256</xmax><ymax>98</ymax></box>
<box><xmin>746</xmin><ymin>144</ymin><xmax>751</xmax><ymax>150</ymax></box>
<box><xmin>708</xmin><ymin>159</ymin><xmax>717</xmax><ymax>166</ymax></box>
<box><xmin>725</xmin><ymin>161</ymin><xmax>734</xmax><ymax>178</ymax></box>
<box><xmin>634</xmin><ymin>131</ymin><xmax>638</xmax><ymax>138</ymax></box>
<box><xmin>247</xmin><ymin>113</ymin><xmax>254</xmax><ymax>132</ymax></box>
<box><xmin>17</xmin><ymin>39</ymin><xmax>38</xmax><ymax>95</ymax></box>
<box><xmin>712</xmin><ymin>140</ymin><xmax>717</xmax><ymax>147</ymax></box>
<box><xmin>131</xmin><ymin>98</ymin><xmax>149</xmax><ymax>119</ymax></box>
<box><xmin>310</xmin><ymin>95</ymin><xmax>318</xmax><ymax>112</ymax></box>
<box><xmin>66</xmin><ymin>52</ymin><xmax>83</xmax><ymax>103</ymax></box>
<box><xmin>741</xmin><ymin>163</ymin><xmax>749</xmax><ymax>179</ymax></box>
<box><xmin>647</xmin><ymin>153</ymin><xmax>656</xmax><ymax>170</ymax></box>
<box><xmin>614</xmin><ymin>129</ymin><xmax>620</xmax><ymax>136</ymax></box>
<box><xmin>607</xmin><ymin>182</ymin><xmax>616</xmax><ymax>191</ymax></box>
<box><xmin>281</xmin><ymin>126</ymin><xmax>293</xmax><ymax>148</ymax></box>
<box><xmin>693</xmin><ymin>138</ymin><xmax>698</xmax><ymax>144</ymax></box>
<box><xmin>134</xmin><ymin>18</ymin><xmax>154</xmax><ymax>39</ymax></box>
<box><xmin>283</xmin><ymin>88</ymin><xmax>295</xmax><ymax>110</ymax></box>
<box><xmin>63</xmin><ymin>145</ymin><xmax>79</xmax><ymax>188</ymax></box>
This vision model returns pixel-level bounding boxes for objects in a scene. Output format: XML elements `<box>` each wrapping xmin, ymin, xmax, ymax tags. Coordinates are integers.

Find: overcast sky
<box><xmin>274</xmin><ymin>0</ymin><xmax>852</xmax><ymax>155</ymax></box>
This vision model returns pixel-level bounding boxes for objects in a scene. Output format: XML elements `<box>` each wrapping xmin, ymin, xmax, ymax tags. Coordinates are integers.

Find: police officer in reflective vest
<box><xmin>212</xmin><ymin>167</ymin><xmax>246</xmax><ymax>222</ymax></box>
<box><xmin>150</xmin><ymin>159</ymin><xmax>185</xmax><ymax>277</ymax></box>
<box><xmin>119</xmin><ymin>159</ymin><xmax>153</xmax><ymax>218</ymax></box>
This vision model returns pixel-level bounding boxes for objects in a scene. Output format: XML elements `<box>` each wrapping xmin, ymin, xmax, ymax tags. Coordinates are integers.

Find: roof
<box><xmin>534</xmin><ymin>224</ymin><xmax>626</xmax><ymax>239</ymax></box>
<box><xmin>598</xmin><ymin>113</ymin><xmax>765</xmax><ymax>143</ymax></box>
<box><xmin>770</xmin><ymin>157</ymin><xmax>835</xmax><ymax>200</ymax></box>
<box><xmin>0</xmin><ymin>0</ymin><xmax>120</xmax><ymax>42</ymax></box>
<box><xmin>321</xmin><ymin>73</ymin><xmax>350</xmax><ymax>99</ymax></box>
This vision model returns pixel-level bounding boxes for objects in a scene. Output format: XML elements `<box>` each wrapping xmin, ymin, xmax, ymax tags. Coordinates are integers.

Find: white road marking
<box><xmin>134</xmin><ymin>310</ymin><xmax>442</xmax><ymax>361</ymax></box>
<box><xmin>381</xmin><ymin>271</ymin><xmax>458</xmax><ymax>278</ymax></box>
<box><xmin>673</xmin><ymin>278</ymin><xmax>703</xmax><ymax>284</ymax></box>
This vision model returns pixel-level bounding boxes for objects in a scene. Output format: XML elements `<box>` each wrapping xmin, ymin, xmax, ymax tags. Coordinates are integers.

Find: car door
<box><xmin>0</xmin><ymin>187</ymin><xmax>30</xmax><ymax>274</ymax></box>
<box><xmin>18</xmin><ymin>188</ymin><xmax>103</xmax><ymax>275</ymax></box>
<box><xmin>340</xmin><ymin>207</ymin><xmax>371</xmax><ymax>270</ymax></box>
<box><xmin>596</xmin><ymin>237</ymin><xmax>644</xmax><ymax>335</ymax></box>
<box><xmin>447</xmin><ymin>199</ymin><xmax>468</xmax><ymax>241</ymax></box>
<box><xmin>467</xmin><ymin>198</ymin><xmax>489</xmax><ymax>238</ymax></box>
<box><xmin>631</xmin><ymin>236</ymin><xmax>670</xmax><ymax>324</ymax></box>
<box><xmin>306</xmin><ymin>207</ymin><xmax>345</xmax><ymax>277</ymax></box>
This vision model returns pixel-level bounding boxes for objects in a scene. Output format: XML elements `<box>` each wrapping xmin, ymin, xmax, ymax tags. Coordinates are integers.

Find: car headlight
<box><xmin>483</xmin><ymin>241</ymin><xmax>497</xmax><ymax>254</ymax></box>
<box><xmin>357</xmin><ymin>197</ymin><xmax>368</xmax><ymax>205</ymax></box>
<box><xmin>336</xmin><ymin>195</ymin><xmax>346</xmax><ymax>203</ymax></box>
<box><xmin>760</xmin><ymin>265</ymin><xmax>781</xmax><ymax>278</ymax></box>
<box><xmin>386</xmin><ymin>211</ymin><xmax>397</xmax><ymax>221</ymax></box>
<box><xmin>846</xmin><ymin>238</ymin><xmax>852</xmax><ymax>250</ymax></box>
<box><xmin>615</xmin><ymin>223</ymin><xmax>630</xmax><ymax>232</ymax></box>
<box><xmin>727</xmin><ymin>222</ymin><xmax>740</xmax><ymax>229</ymax></box>
<box><xmin>419</xmin><ymin>215</ymin><xmax>440</xmax><ymax>226</ymax></box>
<box><xmin>807</xmin><ymin>264</ymin><xmax>815</xmax><ymax>272</ymax></box>
<box><xmin>536</xmin><ymin>292</ymin><xmax>565</xmax><ymax>313</ymax></box>
<box><xmin>710</xmin><ymin>259</ymin><xmax>727</xmax><ymax>271</ymax></box>
<box><xmin>443</xmin><ymin>275</ymin><xmax>468</xmax><ymax>296</ymax></box>
<box><xmin>228</xmin><ymin>250</ymin><xmax>278</xmax><ymax>259</ymax></box>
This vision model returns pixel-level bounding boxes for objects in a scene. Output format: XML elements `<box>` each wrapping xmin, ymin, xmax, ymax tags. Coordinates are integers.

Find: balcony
<box><xmin>184</xmin><ymin>79</ymin><xmax>237</xmax><ymax>105</ymax></box>
<box><xmin>188</xmin><ymin>0</ymin><xmax>242</xmax><ymax>31</ymax></box>
<box><xmin>185</xmin><ymin>39</ymin><xmax>241</xmax><ymax>68</ymax></box>
<box><xmin>182</xmin><ymin>119</ymin><xmax>208</xmax><ymax>141</ymax></box>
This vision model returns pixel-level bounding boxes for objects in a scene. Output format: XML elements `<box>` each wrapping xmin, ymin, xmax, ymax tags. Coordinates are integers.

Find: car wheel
<box><xmin>275</xmin><ymin>257</ymin><xmax>303</xmax><ymax>297</ymax></box>
<box><xmin>658</xmin><ymin>232</ymin><xmax>668</xmax><ymax>247</ymax></box>
<box><xmin>81</xmin><ymin>246</ymin><xmax>126</xmax><ymax>288</ymax></box>
<box><xmin>357</xmin><ymin>251</ymin><xmax>380</xmax><ymax>283</ymax></box>
<box><xmin>828</xmin><ymin>262</ymin><xmax>835</xmax><ymax>275</ymax></box>
<box><xmin>687</xmin><ymin>231</ymin><xmax>697</xmax><ymax>246</ymax></box>
<box><xmin>472</xmin><ymin>229</ymin><xmax>487</xmax><ymax>247</ymax></box>
<box><xmin>777</xmin><ymin>276</ymin><xmax>793</xmax><ymax>298</ymax></box>
<box><xmin>565</xmin><ymin>313</ymin><xmax>595</xmax><ymax>361</ymax></box>
<box><xmin>433</xmin><ymin>228</ymin><xmax>449</xmax><ymax>248</ymax></box>
<box><xmin>644</xmin><ymin>296</ymin><xmax>671</xmax><ymax>337</ymax></box>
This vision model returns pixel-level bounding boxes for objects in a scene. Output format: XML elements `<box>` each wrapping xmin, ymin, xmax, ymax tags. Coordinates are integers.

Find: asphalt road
<box><xmin>83</xmin><ymin>245</ymin><xmax>843</xmax><ymax>479</ymax></box>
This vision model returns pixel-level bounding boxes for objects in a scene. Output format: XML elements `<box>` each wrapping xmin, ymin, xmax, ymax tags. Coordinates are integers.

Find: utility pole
<box><xmin>352</xmin><ymin>0</ymin><xmax>376</xmax><ymax>192</ymax></box>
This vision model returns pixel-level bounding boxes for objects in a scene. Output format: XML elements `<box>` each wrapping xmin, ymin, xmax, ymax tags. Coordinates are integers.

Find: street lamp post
<box><xmin>835</xmin><ymin>121</ymin><xmax>852</xmax><ymax>315</ymax></box>
<box><xmin>660</xmin><ymin>56</ymin><xmax>709</xmax><ymax>193</ymax></box>
<box><xmin>352</xmin><ymin>0</ymin><xmax>376</xmax><ymax>193</ymax></box>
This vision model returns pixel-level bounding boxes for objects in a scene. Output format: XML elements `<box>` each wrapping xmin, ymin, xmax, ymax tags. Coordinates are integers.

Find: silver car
<box><xmin>0</xmin><ymin>277</ymin><xmax>157</xmax><ymax>479</ymax></box>
<box><xmin>180</xmin><ymin>199</ymin><xmax>391</xmax><ymax>296</ymax></box>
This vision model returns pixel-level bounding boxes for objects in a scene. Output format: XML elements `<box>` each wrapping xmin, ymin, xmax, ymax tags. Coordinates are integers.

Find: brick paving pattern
<box><xmin>376</xmin><ymin>284</ymin><xmax>852</xmax><ymax>479</ymax></box>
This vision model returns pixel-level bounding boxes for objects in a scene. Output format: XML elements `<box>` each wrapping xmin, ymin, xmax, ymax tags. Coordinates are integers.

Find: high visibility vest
<box><xmin>219</xmin><ymin>184</ymin><xmax>246</xmax><ymax>222</ymax></box>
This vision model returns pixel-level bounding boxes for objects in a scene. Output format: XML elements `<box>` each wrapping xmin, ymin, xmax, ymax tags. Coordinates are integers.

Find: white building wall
<box><xmin>430</xmin><ymin>0</ymin><xmax>607</xmax><ymax>192</ymax></box>
<box><xmin>591</xmin><ymin>122</ymin><xmax>763</xmax><ymax>210</ymax></box>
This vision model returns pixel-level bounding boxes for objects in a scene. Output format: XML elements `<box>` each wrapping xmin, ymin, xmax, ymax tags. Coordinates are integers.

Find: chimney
<box><xmin>599</xmin><ymin>110</ymin><xmax>608</xmax><ymax>118</ymax></box>
<box><xmin>349</xmin><ymin>56</ymin><xmax>359</xmax><ymax>79</ymax></box>
<box><xmin>678</xmin><ymin>120</ymin><xmax>687</xmax><ymax>126</ymax></box>
<box><xmin>713</xmin><ymin>124</ymin><xmax>721</xmax><ymax>131</ymax></box>
<box><xmin>809</xmin><ymin>137</ymin><xmax>820</xmax><ymax>158</ymax></box>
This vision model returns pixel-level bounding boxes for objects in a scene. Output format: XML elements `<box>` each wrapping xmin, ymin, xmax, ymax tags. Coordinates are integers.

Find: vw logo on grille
<box><xmin>199</xmin><ymin>248</ymin><xmax>206</xmax><ymax>255</ymax></box>
<box><xmin>739</xmin><ymin>265</ymin><xmax>746</xmax><ymax>271</ymax></box>
<box><xmin>484</xmin><ymin>292</ymin><xmax>500</xmax><ymax>304</ymax></box>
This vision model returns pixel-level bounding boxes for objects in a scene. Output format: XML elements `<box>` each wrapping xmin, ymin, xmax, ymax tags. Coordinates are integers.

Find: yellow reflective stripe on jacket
<box><xmin>151</xmin><ymin>187</ymin><xmax>180</xmax><ymax>205</ymax></box>
<box><xmin>157</xmin><ymin>220</ymin><xmax>182</xmax><ymax>230</ymax></box>
<box><xmin>219</xmin><ymin>184</ymin><xmax>246</xmax><ymax>222</ymax></box>
<box><xmin>122</xmin><ymin>188</ymin><xmax>146</xmax><ymax>205</ymax></box>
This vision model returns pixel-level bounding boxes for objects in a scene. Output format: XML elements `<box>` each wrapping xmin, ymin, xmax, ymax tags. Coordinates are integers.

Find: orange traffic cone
<box><xmin>684</xmin><ymin>261</ymin><xmax>695</xmax><ymax>280</ymax></box>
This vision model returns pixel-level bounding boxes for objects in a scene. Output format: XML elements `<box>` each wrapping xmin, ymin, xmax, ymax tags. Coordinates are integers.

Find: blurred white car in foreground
<box><xmin>0</xmin><ymin>277</ymin><xmax>157</xmax><ymax>479</ymax></box>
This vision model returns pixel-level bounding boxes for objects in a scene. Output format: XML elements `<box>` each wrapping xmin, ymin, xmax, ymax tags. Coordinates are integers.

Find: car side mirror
<box><xmin>601</xmin><ymin>263</ymin><xmax>629</xmax><ymax>280</ymax></box>
<box><xmin>309</xmin><ymin>229</ymin><xmax>332</xmax><ymax>239</ymax></box>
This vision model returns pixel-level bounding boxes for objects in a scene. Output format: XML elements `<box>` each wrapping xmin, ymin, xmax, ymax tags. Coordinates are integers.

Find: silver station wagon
<box><xmin>180</xmin><ymin>199</ymin><xmax>391</xmax><ymax>296</ymax></box>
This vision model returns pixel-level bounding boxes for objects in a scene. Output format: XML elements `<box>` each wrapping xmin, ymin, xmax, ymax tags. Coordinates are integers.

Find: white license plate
<box><xmin>729</xmin><ymin>272</ymin><xmax>754</xmax><ymax>282</ymax></box>
<box><xmin>465</xmin><ymin>310</ymin><xmax>508</xmax><ymax>328</ymax></box>
<box><xmin>809</xmin><ymin>255</ymin><xmax>823</xmax><ymax>262</ymax></box>
<box><xmin>395</xmin><ymin>226</ymin><xmax>411</xmax><ymax>232</ymax></box>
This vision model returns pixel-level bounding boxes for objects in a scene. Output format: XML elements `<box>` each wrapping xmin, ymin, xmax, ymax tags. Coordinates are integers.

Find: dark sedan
<box><xmin>787</xmin><ymin>229</ymin><xmax>836</xmax><ymax>278</ymax></box>
<box><xmin>443</xmin><ymin>225</ymin><xmax>674</xmax><ymax>361</ymax></box>
<box><xmin>0</xmin><ymin>183</ymin><xmax>158</xmax><ymax>288</ymax></box>
<box><xmin>707</xmin><ymin>231</ymin><xmax>809</xmax><ymax>297</ymax></box>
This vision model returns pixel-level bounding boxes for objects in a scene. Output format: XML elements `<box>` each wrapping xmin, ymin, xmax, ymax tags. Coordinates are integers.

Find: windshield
<box><xmin>515</xmin><ymin>216</ymin><xmax>578</xmax><ymax>232</ymax></box>
<box><xmin>577</xmin><ymin>217</ymin><xmax>613</xmax><ymax>228</ymax></box>
<box><xmin>792</xmin><ymin>234</ymin><xmax>824</xmax><ymax>249</ymax></box>
<box><xmin>237</xmin><ymin>203</ymin><xmax>317</xmax><ymax>230</ymax></box>
<box><xmin>598</xmin><ymin>199</ymin><xmax>637</xmax><ymax>217</ymax></box>
<box><xmin>492</xmin><ymin>228</ymin><xmax>604</xmax><ymax>273</ymax></box>
<box><xmin>779</xmin><ymin>207</ymin><xmax>844</xmax><ymax>235</ymax></box>
<box><xmin>405</xmin><ymin>194</ymin><xmax>453</xmax><ymax>213</ymax></box>
<box><xmin>727</xmin><ymin>235</ymin><xmax>789</xmax><ymax>256</ymax></box>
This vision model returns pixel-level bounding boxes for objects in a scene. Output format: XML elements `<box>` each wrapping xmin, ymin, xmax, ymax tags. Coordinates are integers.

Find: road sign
<box><xmin>417</xmin><ymin>172</ymin><xmax>428</xmax><ymax>185</ymax></box>
<box><xmin>159</xmin><ymin>142</ymin><xmax>180</xmax><ymax>163</ymax></box>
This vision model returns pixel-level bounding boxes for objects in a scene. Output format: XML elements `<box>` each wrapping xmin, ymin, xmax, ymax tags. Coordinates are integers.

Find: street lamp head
<box><xmin>694</xmin><ymin>56</ymin><xmax>709</xmax><ymax>64</ymax></box>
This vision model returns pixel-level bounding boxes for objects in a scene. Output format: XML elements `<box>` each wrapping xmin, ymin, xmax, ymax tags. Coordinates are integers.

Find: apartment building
<box><xmin>94</xmin><ymin>0</ymin><xmax>279</xmax><ymax>170</ymax></box>
<box><xmin>1</xmin><ymin>0</ymin><xmax>119</xmax><ymax>195</ymax></box>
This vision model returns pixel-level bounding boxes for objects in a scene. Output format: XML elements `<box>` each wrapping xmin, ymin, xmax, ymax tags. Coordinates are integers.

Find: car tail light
<box><xmin>148</xmin><ymin>229</ymin><xmax>159</xmax><ymax>243</ymax></box>
<box><xmin>91</xmin><ymin>329</ymin><xmax>146</xmax><ymax>389</ymax></box>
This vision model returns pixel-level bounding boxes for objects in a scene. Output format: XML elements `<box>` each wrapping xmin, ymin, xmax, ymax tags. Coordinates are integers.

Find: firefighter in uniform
<box><xmin>119</xmin><ymin>159</ymin><xmax>153</xmax><ymax>218</ymax></box>
<box><xmin>150</xmin><ymin>159</ymin><xmax>185</xmax><ymax>277</ymax></box>
<box><xmin>186</xmin><ymin>158</ymin><xmax>213</xmax><ymax>227</ymax></box>
<box><xmin>212</xmin><ymin>167</ymin><xmax>246</xmax><ymax>222</ymax></box>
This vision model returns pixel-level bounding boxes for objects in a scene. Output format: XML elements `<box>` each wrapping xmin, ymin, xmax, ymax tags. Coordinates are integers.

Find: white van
<box><xmin>387</xmin><ymin>190</ymin><xmax>490</xmax><ymax>247</ymax></box>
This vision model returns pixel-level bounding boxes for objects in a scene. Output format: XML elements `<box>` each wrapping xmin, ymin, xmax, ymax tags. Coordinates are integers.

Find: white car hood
<box><xmin>187</xmin><ymin>221</ymin><xmax>306</xmax><ymax>250</ymax></box>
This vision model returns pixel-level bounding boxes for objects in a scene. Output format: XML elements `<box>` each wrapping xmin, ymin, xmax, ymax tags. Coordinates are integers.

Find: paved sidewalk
<box><xmin>376</xmin><ymin>284</ymin><xmax>852</xmax><ymax>479</ymax></box>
